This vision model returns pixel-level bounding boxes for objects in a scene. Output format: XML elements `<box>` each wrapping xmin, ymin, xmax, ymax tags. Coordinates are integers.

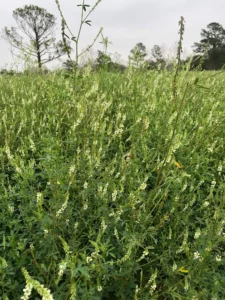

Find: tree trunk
<box><xmin>34</xmin><ymin>27</ymin><xmax>42</xmax><ymax>69</ymax></box>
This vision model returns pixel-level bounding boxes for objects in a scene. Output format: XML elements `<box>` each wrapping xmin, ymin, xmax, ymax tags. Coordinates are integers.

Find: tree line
<box><xmin>1</xmin><ymin>4</ymin><xmax>225</xmax><ymax>73</ymax></box>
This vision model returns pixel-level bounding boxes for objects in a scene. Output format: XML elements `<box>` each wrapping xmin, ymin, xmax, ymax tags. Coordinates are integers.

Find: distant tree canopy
<box><xmin>148</xmin><ymin>45</ymin><xmax>166</xmax><ymax>70</ymax></box>
<box><xmin>192</xmin><ymin>22</ymin><xmax>225</xmax><ymax>70</ymax></box>
<box><xmin>2</xmin><ymin>5</ymin><xmax>69</xmax><ymax>69</ymax></box>
<box><xmin>94</xmin><ymin>51</ymin><xmax>125</xmax><ymax>72</ymax></box>
<box><xmin>129</xmin><ymin>43</ymin><xmax>147</xmax><ymax>67</ymax></box>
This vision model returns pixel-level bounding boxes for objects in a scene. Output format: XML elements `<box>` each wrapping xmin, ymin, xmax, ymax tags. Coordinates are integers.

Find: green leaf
<box><xmin>85</xmin><ymin>20</ymin><xmax>92</xmax><ymax>26</ymax></box>
<box><xmin>76</xmin><ymin>266</ymin><xmax>89</xmax><ymax>278</ymax></box>
<box><xmin>196</xmin><ymin>84</ymin><xmax>210</xmax><ymax>89</ymax></box>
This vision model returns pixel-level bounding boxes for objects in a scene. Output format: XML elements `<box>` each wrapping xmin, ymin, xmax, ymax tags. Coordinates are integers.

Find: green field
<box><xmin>0</xmin><ymin>68</ymin><xmax>225</xmax><ymax>299</ymax></box>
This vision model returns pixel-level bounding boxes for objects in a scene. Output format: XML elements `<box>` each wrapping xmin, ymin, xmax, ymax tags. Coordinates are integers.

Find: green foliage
<box><xmin>0</xmin><ymin>65</ymin><xmax>225</xmax><ymax>299</ymax></box>
<box><xmin>55</xmin><ymin>0</ymin><xmax>103</xmax><ymax>67</ymax></box>
<box><xmin>145</xmin><ymin>45</ymin><xmax>166</xmax><ymax>70</ymax></box>
<box><xmin>192</xmin><ymin>22</ymin><xmax>225</xmax><ymax>70</ymax></box>
<box><xmin>129</xmin><ymin>43</ymin><xmax>148</xmax><ymax>68</ymax></box>
<box><xmin>2</xmin><ymin>5</ymin><xmax>68</xmax><ymax>69</ymax></box>
<box><xmin>95</xmin><ymin>50</ymin><xmax>112</xmax><ymax>69</ymax></box>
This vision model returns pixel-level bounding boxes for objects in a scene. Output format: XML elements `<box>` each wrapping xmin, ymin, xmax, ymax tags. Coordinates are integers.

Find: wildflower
<box><xmin>37</xmin><ymin>192</ymin><xmax>43</xmax><ymax>206</ymax></box>
<box><xmin>193</xmin><ymin>251</ymin><xmax>200</xmax><ymax>260</ymax></box>
<box><xmin>150</xmin><ymin>283</ymin><xmax>156</xmax><ymax>295</ymax></box>
<box><xmin>83</xmin><ymin>203</ymin><xmax>88</xmax><ymax>210</ymax></box>
<box><xmin>58</xmin><ymin>260</ymin><xmax>67</xmax><ymax>278</ymax></box>
<box><xmin>216</xmin><ymin>255</ymin><xmax>221</xmax><ymax>262</ymax></box>
<box><xmin>8</xmin><ymin>205</ymin><xmax>14</xmax><ymax>214</ymax></box>
<box><xmin>203</xmin><ymin>201</ymin><xmax>209</xmax><ymax>207</ymax></box>
<box><xmin>194</xmin><ymin>228</ymin><xmax>201</xmax><ymax>239</ymax></box>
<box><xmin>15</xmin><ymin>166</ymin><xmax>22</xmax><ymax>174</ymax></box>
<box><xmin>98</xmin><ymin>185</ymin><xmax>103</xmax><ymax>193</ymax></box>
<box><xmin>56</xmin><ymin>194</ymin><xmax>69</xmax><ymax>218</ymax></box>
<box><xmin>114</xmin><ymin>228</ymin><xmax>119</xmax><ymax>240</ymax></box>
<box><xmin>86</xmin><ymin>256</ymin><xmax>93</xmax><ymax>264</ymax></box>
<box><xmin>112</xmin><ymin>190</ymin><xmax>118</xmax><ymax>202</ymax></box>
<box><xmin>211</xmin><ymin>180</ymin><xmax>216</xmax><ymax>188</ymax></box>
<box><xmin>97</xmin><ymin>286</ymin><xmax>102</xmax><ymax>292</ymax></box>
<box><xmin>172</xmin><ymin>262</ymin><xmax>177</xmax><ymax>272</ymax></box>
<box><xmin>69</xmin><ymin>165</ymin><xmax>75</xmax><ymax>175</ymax></box>
<box><xmin>83</xmin><ymin>182</ymin><xmax>88</xmax><ymax>189</ymax></box>
<box><xmin>136</xmin><ymin>117</ymin><xmax>142</xmax><ymax>124</ymax></box>
<box><xmin>136</xmin><ymin>249</ymin><xmax>149</xmax><ymax>262</ymax></box>
<box><xmin>217</xmin><ymin>162</ymin><xmax>222</xmax><ymax>173</ymax></box>
<box><xmin>140</xmin><ymin>183</ymin><xmax>147</xmax><ymax>190</ymax></box>
<box><xmin>208</xmin><ymin>147</ymin><xmax>213</xmax><ymax>153</ymax></box>
<box><xmin>29</xmin><ymin>138</ymin><xmax>36</xmax><ymax>152</ymax></box>
<box><xmin>114</xmin><ymin>128</ymin><xmax>123</xmax><ymax>135</ymax></box>
<box><xmin>101</xmin><ymin>219</ymin><xmax>107</xmax><ymax>232</ymax></box>
<box><xmin>21</xmin><ymin>282</ymin><xmax>32</xmax><ymax>300</ymax></box>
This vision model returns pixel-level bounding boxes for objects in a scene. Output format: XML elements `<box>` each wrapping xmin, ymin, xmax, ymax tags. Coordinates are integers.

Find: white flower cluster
<box><xmin>37</xmin><ymin>192</ymin><xmax>43</xmax><ymax>206</ymax></box>
<box><xmin>101</xmin><ymin>219</ymin><xmax>107</xmax><ymax>232</ymax></box>
<box><xmin>194</xmin><ymin>228</ymin><xmax>201</xmax><ymax>239</ymax></box>
<box><xmin>21</xmin><ymin>283</ymin><xmax>32</xmax><ymax>300</ymax></box>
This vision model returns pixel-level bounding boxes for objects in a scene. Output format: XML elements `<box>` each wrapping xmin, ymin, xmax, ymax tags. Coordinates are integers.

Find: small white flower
<box><xmin>69</xmin><ymin>165</ymin><xmax>75</xmax><ymax>174</ymax></box>
<box><xmin>21</xmin><ymin>282</ymin><xmax>33</xmax><ymax>300</ymax></box>
<box><xmin>37</xmin><ymin>192</ymin><xmax>43</xmax><ymax>206</ymax></box>
<box><xmin>8</xmin><ymin>205</ymin><xmax>14</xmax><ymax>214</ymax></box>
<box><xmin>101</xmin><ymin>219</ymin><xmax>107</xmax><ymax>232</ymax></box>
<box><xmin>83</xmin><ymin>182</ymin><xmax>88</xmax><ymax>189</ymax></box>
<box><xmin>58</xmin><ymin>260</ymin><xmax>67</xmax><ymax>277</ymax></box>
<box><xmin>97</xmin><ymin>285</ymin><xmax>102</xmax><ymax>292</ymax></box>
<box><xmin>86</xmin><ymin>256</ymin><xmax>93</xmax><ymax>264</ymax></box>
<box><xmin>172</xmin><ymin>262</ymin><xmax>177</xmax><ymax>272</ymax></box>
<box><xmin>136</xmin><ymin>117</ymin><xmax>142</xmax><ymax>124</ymax></box>
<box><xmin>194</xmin><ymin>228</ymin><xmax>201</xmax><ymax>239</ymax></box>
<box><xmin>216</xmin><ymin>255</ymin><xmax>221</xmax><ymax>262</ymax></box>
<box><xmin>193</xmin><ymin>251</ymin><xmax>200</xmax><ymax>260</ymax></box>
<box><xmin>112</xmin><ymin>190</ymin><xmax>118</xmax><ymax>202</ymax></box>
<box><xmin>203</xmin><ymin>201</ymin><xmax>209</xmax><ymax>207</ymax></box>
<box><xmin>217</xmin><ymin>163</ymin><xmax>222</xmax><ymax>173</ymax></box>
<box><xmin>140</xmin><ymin>183</ymin><xmax>147</xmax><ymax>190</ymax></box>
<box><xmin>211</xmin><ymin>180</ymin><xmax>216</xmax><ymax>188</ymax></box>
<box><xmin>83</xmin><ymin>203</ymin><xmax>88</xmax><ymax>210</ymax></box>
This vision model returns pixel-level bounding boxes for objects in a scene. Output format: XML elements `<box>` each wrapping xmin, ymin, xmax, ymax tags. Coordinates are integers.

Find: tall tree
<box><xmin>2</xmin><ymin>5</ymin><xmax>69</xmax><ymax>69</ymax></box>
<box><xmin>151</xmin><ymin>45</ymin><xmax>166</xmax><ymax>69</ymax></box>
<box><xmin>129</xmin><ymin>43</ymin><xmax>147</xmax><ymax>67</ymax></box>
<box><xmin>95</xmin><ymin>50</ymin><xmax>112</xmax><ymax>70</ymax></box>
<box><xmin>151</xmin><ymin>45</ymin><xmax>163</xmax><ymax>62</ymax></box>
<box><xmin>192</xmin><ymin>22</ymin><xmax>225</xmax><ymax>70</ymax></box>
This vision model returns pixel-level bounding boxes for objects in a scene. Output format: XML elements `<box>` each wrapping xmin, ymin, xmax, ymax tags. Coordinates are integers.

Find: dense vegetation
<box><xmin>0</xmin><ymin>67</ymin><xmax>225</xmax><ymax>299</ymax></box>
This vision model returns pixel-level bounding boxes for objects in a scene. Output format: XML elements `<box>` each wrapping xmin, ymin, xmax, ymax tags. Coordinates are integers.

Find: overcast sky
<box><xmin>0</xmin><ymin>0</ymin><xmax>225</xmax><ymax>69</ymax></box>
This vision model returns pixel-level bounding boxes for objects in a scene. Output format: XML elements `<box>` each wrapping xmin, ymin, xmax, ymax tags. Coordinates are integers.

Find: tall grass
<box><xmin>0</xmin><ymin>67</ymin><xmax>225</xmax><ymax>299</ymax></box>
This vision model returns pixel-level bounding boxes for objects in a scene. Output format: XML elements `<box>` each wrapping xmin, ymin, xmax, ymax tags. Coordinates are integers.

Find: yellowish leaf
<box><xmin>178</xmin><ymin>266</ymin><xmax>188</xmax><ymax>273</ymax></box>
<box><xmin>174</xmin><ymin>161</ymin><xmax>183</xmax><ymax>169</ymax></box>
